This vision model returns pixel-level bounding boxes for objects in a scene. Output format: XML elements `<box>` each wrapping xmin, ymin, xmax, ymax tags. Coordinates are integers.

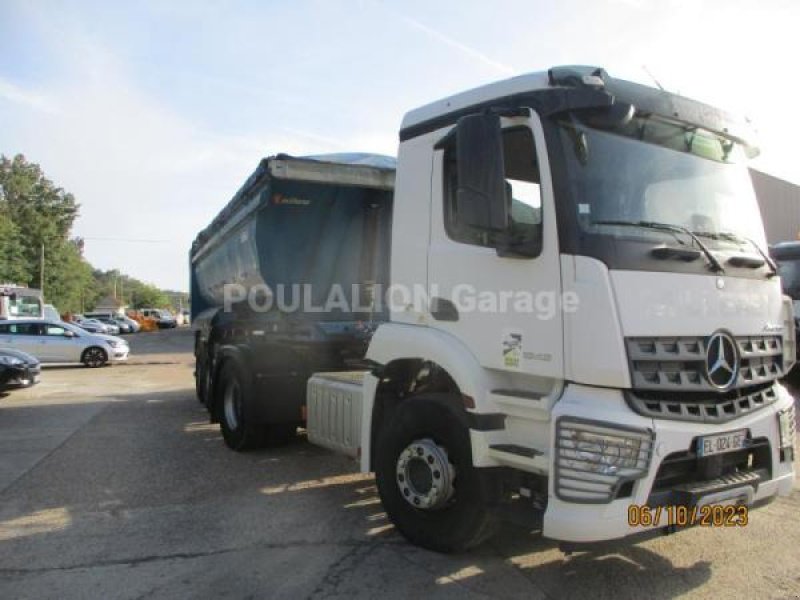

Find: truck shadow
<box><xmin>291</xmin><ymin>468</ymin><xmax>712</xmax><ymax>599</ymax></box>
<box><xmin>0</xmin><ymin>388</ymin><xmax>712</xmax><ymax>599</ymax></box>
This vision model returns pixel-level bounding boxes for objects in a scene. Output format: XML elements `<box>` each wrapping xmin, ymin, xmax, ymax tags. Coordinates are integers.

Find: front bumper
<box><xmin>108</xmin><ymin>347</ymin><xmax>129</xmax><ymax>362</ymax></box>
<box><xmin>542</xmin><ymin>383</ymin><xmax>795</xmax><ymax>543</ymax></box>
<box><xmin>1</xmin><ymin>364</ymin><xmax>41</xmax><ymax>388</ymax></box>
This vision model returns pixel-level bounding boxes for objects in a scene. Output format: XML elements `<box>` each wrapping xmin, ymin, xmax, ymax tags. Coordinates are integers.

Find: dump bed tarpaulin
<box><xmin>190</xmin><ymin>153</ymin><xmax>394</xmax><ymax>321</ymax></box>
<box><xmin>191</xmin><ymin>153</ymin><xmax>395</xmax><ymax>257</ymax></box>
<box><xmin>254</xmin><ymin>178</ymin><xmax>391</xmax><ymax>314</ymax></box>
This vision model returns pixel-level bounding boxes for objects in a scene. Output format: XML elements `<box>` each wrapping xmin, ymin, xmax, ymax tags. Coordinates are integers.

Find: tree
<box><xmin>1</xmin><ymin>154</ymin><xmax>180</xmax><ymax>313</ymax></box>
<box><xmin>0</xmin><ymin>154</ymin><xmax>82</xmax><ymax>309</ymax></box>
<box><xmin>131</xmin><ymin>284</ymin><xmax>169</xmax><ymax>309</ymax></box>
<box><xmin>42</xmin><ymin>240</ymin><xmax>95</xmax><ymax>313</ymax></box>
<box><xmin>0</xmin><ymin>212</ymin><xmax>29</xmax><ymax>284</ymax></box>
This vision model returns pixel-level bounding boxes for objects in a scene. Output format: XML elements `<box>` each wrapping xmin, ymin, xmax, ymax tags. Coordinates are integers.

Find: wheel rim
<box><xmin>86</xmin><ymin>348</ymin><xmax>104</xmax><ymax>367</ymax></box>
<box><xmin>223</xmin><ymin>380</ymin><xmax>241</xmax><ymax>430</ymax></box>
<box><xmin>396</xmin><ymin>438</ymin><xmax>455</xmax><ymax>510</ymax></box>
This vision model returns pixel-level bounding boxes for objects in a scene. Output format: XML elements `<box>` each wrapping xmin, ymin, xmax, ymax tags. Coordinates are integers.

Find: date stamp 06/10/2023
<box><xmin>627</xmin><ymin>504</ymin><xmax>749</xmax><ymax>528</ymax></box>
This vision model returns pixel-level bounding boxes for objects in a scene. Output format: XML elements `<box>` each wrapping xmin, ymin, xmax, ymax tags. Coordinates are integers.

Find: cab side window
<box><xmin>46</xmin><ymin>325</ymin><xmax>67</xmax><ymax>336</ymax></box>
<box><xmin>444</xmin><ymin>127</ymin><xmax>542</xmax><ymax>248</ymax></box>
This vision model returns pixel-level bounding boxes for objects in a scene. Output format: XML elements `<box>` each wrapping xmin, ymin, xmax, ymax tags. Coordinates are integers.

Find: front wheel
<box><xmin>374</xmin><ymin>396</ymin><xmax>498</xmax><ymax>553</ymax></box>
<box><xmin>81</xmin><ymin>346</ymin><xmax>108</xmax><ymax>368</ymax></box>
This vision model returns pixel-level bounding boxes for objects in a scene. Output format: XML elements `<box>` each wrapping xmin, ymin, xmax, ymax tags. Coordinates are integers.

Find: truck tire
<box><xmin>216</xmin><ymin>362</ymin><xmax>266</xmax><ymax>451</ymax></box>
<box><xmin>374</xmin><ymin>396</ymin><xmax>498</xmax><ymax>552</ymax></box>
<box><xmin>265</xmin><ymin>423</ymin><xmax>297</xmax><ymax>446</ymax></box>
<box><xmin>81</xmin><ymin>346</ymin><xmax>108</xmax><ymax>368</ymax></box>
<box><xmin>195</xmin><ymin>360</ymin><xmax>211</xmax><ymax>406</ymax></box>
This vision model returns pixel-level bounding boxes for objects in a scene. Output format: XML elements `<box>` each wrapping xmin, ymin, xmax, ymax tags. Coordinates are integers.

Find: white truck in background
<box><xmin>196</xmin><ymin>66</ymin><xmax>796</xmax><ymax>553</ymax></box>
<box><xmin>0</xmin><ymin>285</ymin><xmax>44</xmax><ymax>320</ymax></box>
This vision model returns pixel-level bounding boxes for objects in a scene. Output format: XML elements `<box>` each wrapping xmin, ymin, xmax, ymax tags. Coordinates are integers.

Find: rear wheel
<box><xmin>81</xmin><ymin>346</ymin><xmax>108</xmax><ymax>368</ymax></box>
<box><xmin>216</xmin><ymin>363</ymin><xmax>296</xmax><ymax>450</ymax></box>
<box><xmin>374</xmin><ymin>396</ymin><xmax>498</xmax><ymax>553</ymax></box>
<box><xmin>218</xmin><ymin>362</ymin><xmax>262</xmax><ymax>451</ymax></box>
<box><xmin>195</xmin><ymin>360</ymin><xmax>211</xmax><ymax>405</ymax></box>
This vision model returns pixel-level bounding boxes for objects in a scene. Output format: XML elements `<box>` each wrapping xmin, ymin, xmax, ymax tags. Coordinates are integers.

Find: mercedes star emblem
<box><xmin>705</xmin><ymin>331</ymin><xmax>739</xmax><ymax>390</ymax></box>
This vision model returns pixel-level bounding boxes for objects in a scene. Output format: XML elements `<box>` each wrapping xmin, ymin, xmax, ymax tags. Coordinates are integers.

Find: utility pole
<box><xmin>39</xmin><ymin>243</ymin><xmax>44</xmax><ymax>293</ymax></box>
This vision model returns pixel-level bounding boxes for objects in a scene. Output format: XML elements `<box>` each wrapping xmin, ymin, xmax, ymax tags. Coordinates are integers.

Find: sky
<box><xmin>1</xmin><ymin>0</ymin><xmax>798</xmax><ymax>292</ymax></box>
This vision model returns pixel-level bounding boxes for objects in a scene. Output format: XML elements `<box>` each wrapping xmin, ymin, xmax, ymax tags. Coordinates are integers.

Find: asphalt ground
<box><xmin>0</xmin><ymin>327</ymin><xmax>798</xmax><ymax>599</ymax></box>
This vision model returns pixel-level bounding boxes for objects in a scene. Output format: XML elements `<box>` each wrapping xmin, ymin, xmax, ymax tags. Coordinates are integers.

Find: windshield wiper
<box><xmin>592</xmin><ymin>220</ymin><xmax>725</xmax><ymax>273</ymax></box>
<box><xmin>692</xmin><ymin>230</ymin><xmax>778</xmax><ymax>277</ymax></box>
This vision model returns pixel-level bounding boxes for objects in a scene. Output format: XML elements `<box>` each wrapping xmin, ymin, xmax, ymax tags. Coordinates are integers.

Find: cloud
<box><xmin>0</xmin><ymin>77</ymin><xmax>59</xmax><ymax>114</ymax></box>
<box><xmin>0</xmin><ymin>43</ymin><xmax>271</xmax><ymax>290</ymax></box>
<box><xmin>0</xmin><ymin>8</ymin><xmax>401</xmax><ymax>291</ymax></box>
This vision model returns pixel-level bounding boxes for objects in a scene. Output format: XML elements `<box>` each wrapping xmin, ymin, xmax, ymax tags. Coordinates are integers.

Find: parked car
<box><xmin>84</xmin><ymin>312</ymin><xmax>138</xmax><ymax>334</ymax></box>
<box><xmin>79</xmin><ymin>318</ymin><xmax>119</xmax><ymax>335</ymax></box>
<box><xmin>75</xmin><ymin>319</ymin><xmax>105</xmax><ymax>334</ymax></box>
<box><xmin>95</xmin><ymin>317</ymin><xmax>131</xmax><ymax>334</ymax></box>
<box><xmin>0</xmin><ymin>320</ymin><xmax>129</xmax><ymax>367</ymax></box>
<box><xmin>0</xmin><ymin>348</ymin><xmax>41</xmax><ymax>390</ymax></box>
<box><xmin>118</xmin><ymin>316</ymin><xmax>141</xmax><ymax>333</ymax></box>
<box><xmin>140</xmin><ymin>308</ymin><xmax>177</xmax><ymax>329</ymax></box>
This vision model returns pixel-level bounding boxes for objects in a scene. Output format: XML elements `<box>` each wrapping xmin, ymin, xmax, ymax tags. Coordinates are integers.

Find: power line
<box><xmin>80</xmin><ymin>236</ymin><xmax>171</xmax><ymax>243</ymax></box>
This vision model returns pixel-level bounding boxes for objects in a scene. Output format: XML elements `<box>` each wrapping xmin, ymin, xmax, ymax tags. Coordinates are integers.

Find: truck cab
<box><xmin>0</xmin><ymin>285</ymin><xmax>44</xmax><ymax>321</ymax></box>
<box><xmin>311</xmin><ymin>66</ymin><xmax>795</xmax><ymax>552</ymax></box>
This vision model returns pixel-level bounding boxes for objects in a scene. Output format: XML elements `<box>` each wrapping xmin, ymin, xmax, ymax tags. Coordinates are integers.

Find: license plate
<box><xmin>697</xmin><ymin>429</ymin><xmax>748</xmax><ymax>457</ymax></box>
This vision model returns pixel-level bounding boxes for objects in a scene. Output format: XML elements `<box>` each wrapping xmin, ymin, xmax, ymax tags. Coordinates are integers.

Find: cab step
<box><xmin>489</xmin><ymin>444</ymin><xmax>542</xmax><ymax>458</ymax></box>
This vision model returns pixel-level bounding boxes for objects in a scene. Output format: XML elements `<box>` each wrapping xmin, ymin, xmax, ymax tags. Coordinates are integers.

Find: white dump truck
<box><xmin>306</xmin><ymin>65</ymin><xmax>797</xmax><ymax>551</ymax></box>
<box><xmin>197</xmin><ymin>66</ymin><xmax>797</xmax><ymax>553</ymax></box>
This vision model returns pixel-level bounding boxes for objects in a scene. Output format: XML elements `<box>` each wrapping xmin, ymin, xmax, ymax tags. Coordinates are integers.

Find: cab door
<box><xmin>426</xmin><ymin>111</ymin><xmax>564</xmax><ymax>379</ymax></box>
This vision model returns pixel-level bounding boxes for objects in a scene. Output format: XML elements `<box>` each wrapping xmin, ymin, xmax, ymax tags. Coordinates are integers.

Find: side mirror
<box><xmin>578</xmin><ymin>102</ymin><xmax>635</xmax><ymax>129</ymax></box>
<box><xmin>64</xmin><ymin>331</ymin><xmax>76</xmax><ymax>338</ymax></box>
<box><xmin>455</xmin><ymin>113</ymin><xmax>508</xmax><ymax>232</ymax></box>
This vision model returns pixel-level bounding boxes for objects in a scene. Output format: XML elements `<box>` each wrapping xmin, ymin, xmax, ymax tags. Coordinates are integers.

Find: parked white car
<box><xmin>0</xmin><ymin>320</ymin><xmax>129</xmax><ymax>367</ymax></box>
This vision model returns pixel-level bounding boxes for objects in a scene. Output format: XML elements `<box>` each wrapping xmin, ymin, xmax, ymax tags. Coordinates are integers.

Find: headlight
<box><xmin>778</xmin><ymin>405</ymin><xmax>795</xmax><ymax>451</ymax></box>
<box><xmin>0</xmin><ymin>356</ymin><xmax>24</xmax><ymax>367</ymax></box>
<box><xmin>556</xmin><ymin>418</ymin><xmax>654</xmax><ymax>503</ymax></box>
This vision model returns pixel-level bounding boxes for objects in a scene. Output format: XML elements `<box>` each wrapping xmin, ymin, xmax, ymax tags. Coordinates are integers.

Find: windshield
<box><xmin>7</xmin><ymin>294</ymin><xmax>43</xmax><ymax>318</ymax></box>
<box><xmin>559</xmin><ymin>114</ymin><xmax>766</xmax><ymax>249</ymax></box>
<box><xmin>62</xmin><ymin>322</ymin><xmax>87</xmax><ymax>336</ymax></box>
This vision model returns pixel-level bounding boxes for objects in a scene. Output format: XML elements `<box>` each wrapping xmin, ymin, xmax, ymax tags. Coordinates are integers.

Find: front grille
<box><xmin>626</xmin><ymin>334</ymin><xmax>783</xmax><ymax>393</ymax></box>
<box><xmin>625</xmin><ymin>383</ymin><xmax>779</xmax><ymax>424</ymax></box>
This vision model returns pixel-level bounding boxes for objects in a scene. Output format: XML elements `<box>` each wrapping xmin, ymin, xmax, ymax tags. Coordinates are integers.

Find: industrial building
<box><xmin>752</xmin><ymin>169</ymin><xmax>800</xmax><ymax>244</ymax></box>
